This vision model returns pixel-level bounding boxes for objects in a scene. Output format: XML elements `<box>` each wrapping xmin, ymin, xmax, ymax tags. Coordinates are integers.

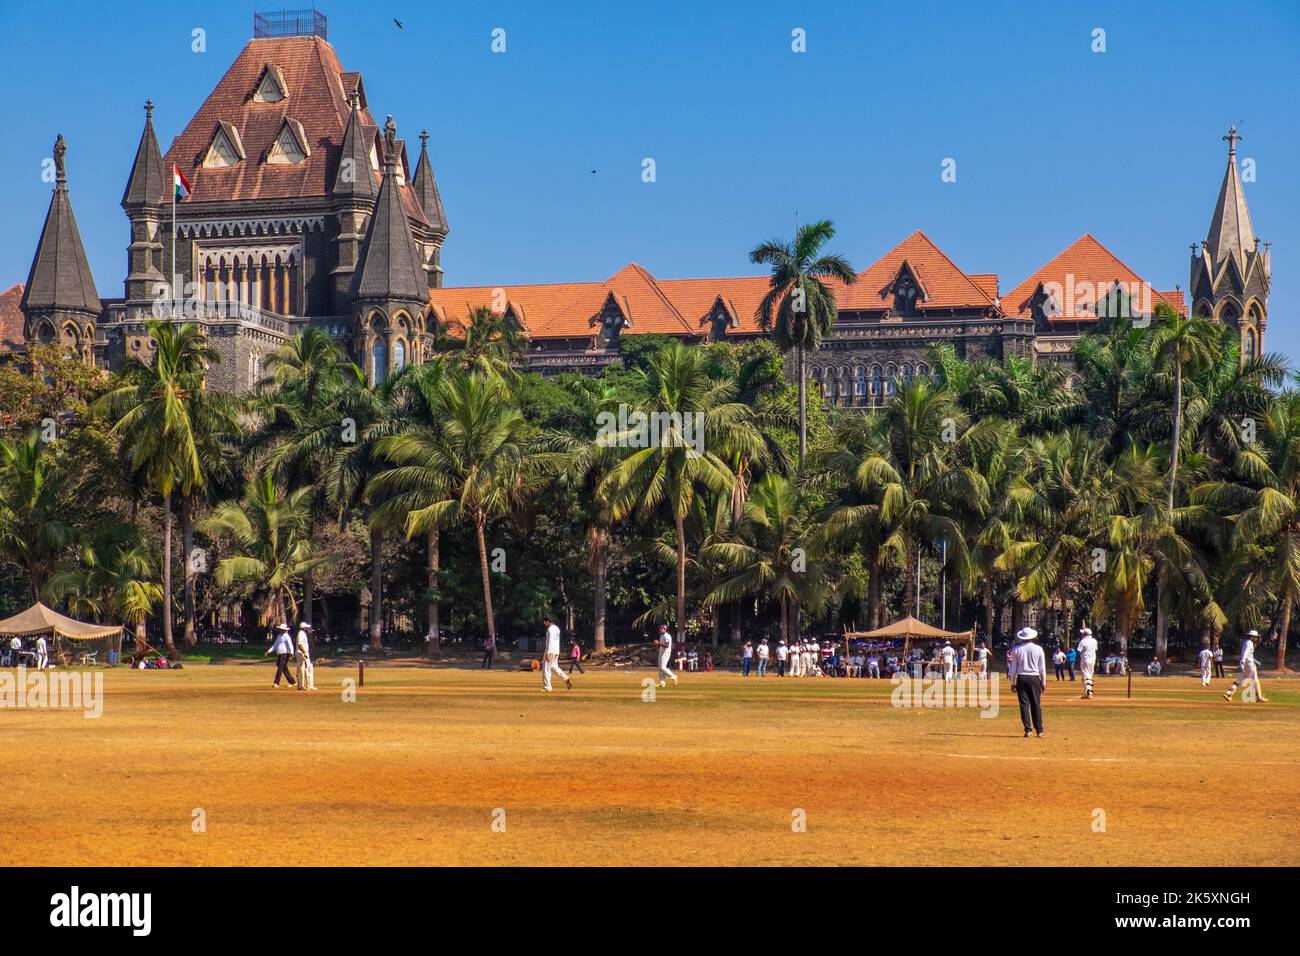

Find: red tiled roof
<box><xmin>833</xmin><ymin>230</ymin><xmax>998</xmax><ymax>312</ymax></box>
<box><xmin>162</xmin><ymin>35</ymin><xmax>425</xmax><ymax>223</ymax></box>
<box><xmin>1003</xmin><ymin>234</ymin><xmax>1186</xmax><ymax>321</ymax></box>
<box><xmin>0</xmin><ymin>283</ymin><xmax>24</xmax><ymax>352</ymax></box>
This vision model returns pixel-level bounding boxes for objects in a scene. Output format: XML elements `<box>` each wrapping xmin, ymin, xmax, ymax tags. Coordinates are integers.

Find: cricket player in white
<box><xmin>295</xmin><ymin>622</ymin><xmax>316</xmax><ymax>691</ymax></box>
<box><xmin>541</xmin><ymin>617</ymin><xmax>571</xmax><ymax>692</ymax></box>
<box><xmin>801</xmin><ymin>640</ymin><xmax>814</xmax><ymax>677</ymax></box>
<box><xmin>940</xmin><ymin>642</ymin><xmax>956</xmax><ymax>682</ymax></box>
<box><xmin>975</xmin><ymin>641</ymin><xmax>990</xmax><ymax>678</ymax></box>
<box><xmin>35</xmin><ymin>635</ymin><xmax>49</xmax><ymax>670</ymax></box>
<box><xmin>1198</xmin><ymin>645</ymin><xmax>1214</xmax><ymax>686</ymax></box>
<box><xmin>1223</xmin><ymin>629</ymin><xmax>1268</xmax><ymax>702</ymax></box>
<box><xmin>655</xmin><ymin>624</ymin><xmax>678</xmax><ymax>687</ymax></box>
<box><xmin>1076</xmin><ymin>627</ymin><xmax>1098</xmax><ymax>699</ymax></box>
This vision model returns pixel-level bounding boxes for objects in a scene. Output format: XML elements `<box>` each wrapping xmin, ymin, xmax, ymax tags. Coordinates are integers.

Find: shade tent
<box><xmin>842</xmin><ymin>615</ymin><xmax>974</xmax><ymax>658</ymax></box>
<box><xmin>0</xmin><ymin>603</ymin><xmax>122</xmax><ymax>641</ymax></box>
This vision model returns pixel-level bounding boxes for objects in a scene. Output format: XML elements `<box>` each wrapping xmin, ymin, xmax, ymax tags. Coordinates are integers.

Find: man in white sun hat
<box><xmin>1223</xmin><ymin>629</ymin><xmax>1269</xmax><ymax>702</ymax></box>
<box><xmin>1008</xmin><ymin>626</ymin><xmax>1047</xmax><ymax>738</ymax></box>
<box><xmin>1076</xmin><ymin>626</ymin><xmax>1099</xmax><ymax>699</ymax></box>
<box><xmin>295</xmin><ymin>622</ymin><xmax>316</xmax><ymax>691</ymax></box>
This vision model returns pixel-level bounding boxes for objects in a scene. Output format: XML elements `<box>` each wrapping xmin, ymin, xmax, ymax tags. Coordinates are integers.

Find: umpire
<box><xmin>264</xmin><ymin>623</ymin><xmax>297</xmax><ymax>688</ymax></box>
<box><xmin>1009</xmin><ymin>626</ymin><xmax>1047</xmax><ymax>737</ymax></box>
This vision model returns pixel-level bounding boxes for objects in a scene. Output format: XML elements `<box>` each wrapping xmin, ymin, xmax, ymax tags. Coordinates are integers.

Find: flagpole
<box><xmin>171</xmin><ymin>169</ymin><xmax>177</xmax><ymax>322</ymax></box>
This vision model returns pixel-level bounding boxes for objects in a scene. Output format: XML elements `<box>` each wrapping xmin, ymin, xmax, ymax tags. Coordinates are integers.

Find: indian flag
<box><xmin>173</xmin><ymin>166</ymin><xmax>191</xmax><ymax>201</ymax></box>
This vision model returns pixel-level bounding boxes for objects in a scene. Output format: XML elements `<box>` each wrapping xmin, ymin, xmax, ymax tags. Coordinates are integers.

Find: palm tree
<box><xmin>373</xmin><ymin>371</ymin><xmax>537</xmax><ymax>650</ymax></box>
<box><xmin>46</xmin><ymin>524</ymin><xmax>162</xmax><ymax>655</ymax></box>
<box><xmin>93</xmin><ymin>321</ymin><xmax>219</xmax><ymax>653</ymax></box>
<box><xmin>434</xmin><ymin>305</ymin><xmax>528</xmax><ymax>381</ymax></box>
<box><xmin>200</xmin><ymin>472</ymin><xmax>323</xmax><ymax>628</ymax></box>
<box><xmin>702</xmin><ymin>474</ymin><xmax>824</xmax><ymax>643</ymax></box>
<box><xmin>602</xmin><ymin>343</ymin><xmax>743</xmax><ymax>638</ymax></box>
<box><xmin>0</xmin><ymin>430</ymin><xmax>73</xmax><ymax>600</ymax></box>
<box><xmin>750</xmin><ymin>220</ymin><xmax>857</xmax><ymax>469</ymax></box>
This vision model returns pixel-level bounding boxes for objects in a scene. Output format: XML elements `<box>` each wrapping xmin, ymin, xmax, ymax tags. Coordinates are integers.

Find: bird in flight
<box><xmin>394</xmin><ymin>18</ymin><xmax>404</xmax><ymax>29</ymax></box>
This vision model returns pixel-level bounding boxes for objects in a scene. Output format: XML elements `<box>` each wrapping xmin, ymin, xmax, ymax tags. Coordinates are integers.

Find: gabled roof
<box><xmin>349</xmin><ymin>119</ymin><xmax>429</xmax><ymax>304</ymax></box>
<box><xmin>0</xmin><ymin>284</ymin><xmax>24</xmax><ymax>352</ymax></box>
<box><xmin>411</xmin><ymin>130</ymin><xmax>448</xmax><ymax>235</ymax></box>
<box><xmin>1204</xmin><ymin>130</ymin><xmax>1256</xmax><ymax>271</ymax></box>
<box><xmin>834</xmin><ymin>230</ymin><xmax>998</xmax><ymax>311</ymax></box>
<box><xmin>121</xmin><ymin>102</ymin><xmax>166</xmax><ymax>208</ymax></box>
<box><xmin>1003</xmin><ymin>234</ymin><xmax>1185</xmax><ymax>321</ymax></box>
<box><xmin>21</xmin><ymin>137</ymin><xmax>101</xmax><ymax>317</ymax></box>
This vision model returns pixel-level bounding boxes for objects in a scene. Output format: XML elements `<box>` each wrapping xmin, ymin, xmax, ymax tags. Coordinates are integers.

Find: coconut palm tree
<box><xmin>601</xmin><ymin>343</ymin><xmax>744</xmax><ymax>638</ymax></box>
<box><xmin>0</xmin><ymin>430</ymin><xmax>73</xmax><ymax>601</ymax></box>
<box><xmin>434</xmin><ymin>305</ymin><xmax>528</xmax><ymax>381</ymax></box>
<box><xmin>200</xmin><ymin>472</ymin><xmax>324</xmax><ymax>628</ymax></box>
<box><xmin>93</xmin><ymin>321</ymin><xmax>219</xmax><ymax>653</ymax></box>
<box><xmin>750</xmin><ymin>219</ymin><xmax>857</xmax><ymax>469</ymax></box>
<box><xmin>702</xmin><ymin>473</ymin><xmax>824</xmax><ymax>643</ymax></box>
<box><xmin>373</xmin><ymin>370</ymin><xmax>537</xmax><ymax>650</ymax></box>
<box><xmin>46</xmin><ymin>524</ymin><xmax>162</xmax><ymax>655</ymax></box>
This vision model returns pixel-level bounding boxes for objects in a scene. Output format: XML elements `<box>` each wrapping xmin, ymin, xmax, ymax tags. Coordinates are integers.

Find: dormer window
<box><xmin>894</xmin><ymin>273</ymin><xmax>919</xmax><ymax>314</ymax></box>
<box><xmin>267</xmin><ymin>118</ymin><xmax>310</xmax><ymax>165</ymax></box>
<box><xmin>252</xmin><ymin>64</ymin><xmax>288</xmax><ymax>103</ymax></box>
<box><xmin>203</xmin><ymin>122</ymin><xmax>245</xmax><ymax>168</ymax></box>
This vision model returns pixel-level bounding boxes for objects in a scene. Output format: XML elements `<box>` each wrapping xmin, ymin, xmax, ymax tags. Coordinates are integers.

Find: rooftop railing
<box><xmin>253</xmin><ymin>8</ymin><xmax>328</xmax><ymax>41</ymax></box>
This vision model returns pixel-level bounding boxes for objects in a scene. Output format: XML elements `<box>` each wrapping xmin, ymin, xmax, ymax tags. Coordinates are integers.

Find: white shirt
<box><xmin>1053</xmin><ymin>650</ymin><xmax>1066</xmax><ymax>664</ymax></box>
<box><xmin>941</xmin><ymin>646</ymin><xmax>955</xmax><ymax>663</ymax></box>
<box><xmin>657</xmin><ymin>631</ymin><xmax>673</xmax><ymax>654</ymax></box>
<box><xmin>270</xmin><ymin>631</ymin><xmax>293</xmax><ymax>655</ymax></box>
<box><xmin>975</xmin><ymin>647</ymin><xmax>990</xmax><ymax>661</ymax></box>
<box><xmin>1077</xmin><ymin>636</ymin><xmax>1098</xmax><ymax>661</ymax></box>
<box><xmin>1008</xmin><ymin>642</ymin><xmax>1047</xmax><ymax>683</ymax></box>
<box><xmin>1199</xmin><ymin>648</ymin><xmax>1213</xmax><ymax>667</ymax></box>
<box><xmin>776</xmin><ymin>644</ymin><xmax>788</xmax><ymax>661</ymax></box>
<box><xmin>296</xmin><ymin>629</ymin><xmax>311</xmax><ymax>657</ymax></box>
<box><xmin>36</xmin><ymin>637</ymin><xmax>47</xmax><ymax>653</ymax></box>
<box><xmin>1240</xmin><ymin>639</ymin><xmax>1256</xmax><ymax>669</ymax></box>
<box><xmin>545</xmin><ymin>624</ymin><xmax>561</xmax><ymax>656</ymax></box>
<box><xmin>9</xmin><ymin>637</ymin><xmax>20</xmax><ymax>650</ymax></box>
<box><xmin>757</xmin><ymin>643</ymin><xmax>769</xmax><ymax>659</ymax></box>
<box><xmin>742</xmin><ymin>644</ymin><xmax>753</xmax><ymax>658</ymax></box>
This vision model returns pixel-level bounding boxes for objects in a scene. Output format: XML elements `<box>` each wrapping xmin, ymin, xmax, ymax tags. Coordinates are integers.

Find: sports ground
<box><xmin>1</xmin><ymin>664</ymin><xmax>1296</xmax><ymax>866</ymax></box>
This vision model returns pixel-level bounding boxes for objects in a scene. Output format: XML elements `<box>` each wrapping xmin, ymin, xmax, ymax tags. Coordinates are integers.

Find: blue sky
<box><xmin>2</xmin><ymin>0</ymin><xmax>1297</xmax><ymax>359</ymax></box>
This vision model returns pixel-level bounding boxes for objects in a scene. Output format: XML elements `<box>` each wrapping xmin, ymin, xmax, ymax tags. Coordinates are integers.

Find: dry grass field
<box><xmin>1</xmin><ymin>661</ymin><xmax>1296</xmax><ymax>866</ymax></box>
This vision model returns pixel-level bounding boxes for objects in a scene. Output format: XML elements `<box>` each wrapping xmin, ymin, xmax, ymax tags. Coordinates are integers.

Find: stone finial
<box><xmin>1223</xmin><ymin>124</ymin><xmax>1242</xmax><ymax>157</ymax></box>
<box><xmin>53</xmin><ymin>134</ymin><xmax>67</xmax><ymax>186</ymax></box>
<box><xmin>420</xmin><ymin>129</ymin><xmax>429</xmax><ymax>151</ymax></box>
<box><xmin>144</xmin><ymin>99</ymin><xmax>154</xmax><ymax>119</ymax></box>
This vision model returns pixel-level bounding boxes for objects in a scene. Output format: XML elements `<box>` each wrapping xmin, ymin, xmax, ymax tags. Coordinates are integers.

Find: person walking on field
<box><xmin>541</xmin><ymin>617</ymin><xmax>570</xmax><ymax>692</ymax></box>
<box><xmin>757</xmin><ymin>638</ymin><xmax>769</xmax><ymax>677</ymax></box>
<box><xmin>34</xmin><ymin>635</ymin><xmax>49</xmax><ymax>670</ymax></box>
<box><xmin>1223</xmin><ymin>629</ymin><xmax>1269</xmax><ymax>702</ymax></box>
<box><xmin>1199</xmin><ymin>644</ymin><xmax>1214</xmax><ymax>686</ymax></box>
<box><xmin>655</xmin><ymin>624</ymin><xmax>678</xmax><ymax>688</ymax></box>
<box><xmin>940</xmin><ymin>642</ymin><xmax>956</xmax><ymax>682</ymax></box>
<box><xmin>741</xmin><ymin>640</ymin><xmax>753</xmax><ymax>676</ymax></box>
<box><xmin>481</xmin><ymin>634</ymin><xmax>495</xmax><ymax>669</ymax></box>
<box><xmin>1213</xmin><ymin>645</ymin><xmax>1225</xmax><ymax>679</ymax></box>
<box><xmin>265</xmin><ymin>623</ymin><xmax>296</xmax><ymax>688</ymax></box>
<box><xmin>568</xmin><ymin>638</ymin><xmax>585</xmax><ymax>675</ymax></box>
<box><xmin>1052</xmin><ymin>647</ymin><xmax>1066</xmax><ymax>681</ymax></box>
<box><xmin>1009</xmin><ymin>627</ymin><xmax>1047</xmax><ymax>738</ymax></box>
<box><xmin>776</xmin><ymin>638</ymin><xmax>788</xmax><ymax>677</ymax></box>
<box><xmin>1076</xmin><ymin>627</ymin><xmax>1098</xmax><ymax>699</ymax></box>
<box><xmin>295</xmin><ymin>622</ymin><xmax>316</xmax><ymax>691</ymax></box>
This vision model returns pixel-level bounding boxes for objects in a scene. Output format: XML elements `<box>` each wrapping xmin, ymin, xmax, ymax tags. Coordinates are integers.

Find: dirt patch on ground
<box><xmin>1</xmin><ymin>666</ymin><xmax>1295</xmax><ymax>866</ymax></box>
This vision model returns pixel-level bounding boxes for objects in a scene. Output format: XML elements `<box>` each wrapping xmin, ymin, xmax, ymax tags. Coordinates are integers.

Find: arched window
<box><xmin>885</xmin><ymin>364</ymin><xmax>898</xmax><ymax>394</ymax></box>
<box><xmin>854</xmin><ymin>367</ymin><xmax>867</xmax><ymax>400</ymax></box>
<box><xmin>1243</xmin><ymin>328</ymin><xmax>1256</xmax><ymax>363</ymax></box>
<box><xmin>372</xmin><ymin>338</ymin><xmax>387</xmax><ymax>385</ymax></box>
<box><xmin>917</xmin><ymin>363</ymin><xmax>929</xmax><ymax>380</ymax></box>
<box><xmin>870</xmin><ymin>366</ymin><xmax>883</xmax><ymax>405</ymax></box>
<box><xmin>393</xmin><ymin>338</ymin><xmax>407</xmax><ymax>372</ymax></box>
<box><xmin>902</xmin><ymin>364</ymin><xmax>913</xmax><ymax>385</ymax></box>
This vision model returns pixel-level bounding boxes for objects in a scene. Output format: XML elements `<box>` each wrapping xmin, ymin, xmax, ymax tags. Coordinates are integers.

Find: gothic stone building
<box><xmin>0</xmin><ymin>16</ymin><xmax>1271</xmax><ymax>402</ymax></box>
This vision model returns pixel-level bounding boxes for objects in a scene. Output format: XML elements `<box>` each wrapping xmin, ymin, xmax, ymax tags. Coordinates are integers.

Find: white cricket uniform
<box><xmin>295</xmin><ymin>629</ymin><xmax>315</xmax><ymax>690</ymax></box>
<box><xmin>940</xmin><ymin>645</ymin><xmax>955</xmax><ymax>681</ymax></box>
<box><xmin>1077</xmin><ymin>636</ymin><xmax>1098</xmax><ymax>695</ymax></box>
<box><xmin>657</xmin><ymin>631</ymin><xmax>676</xmax><ymax>685</ymax></box>
<box><xmin>541</xmin><ymin>624</ymin><xmax>568</xmax><ymax>691</ymax></box>
<box><xmin>776</xmin><ymin>643</ymin><xmax>788</xmax><ymax>675</ymax></box>
<box><xmin>802</xmin><ymin>642</ymin><xmax>814</xmax><ymax>675</ymax></box>
<box><xmin>35</xmin><ymin>636</ymin><xmax>48</xmax><ymax>670</ymax></box>
<box><xmin>867</xmin><ymin>655</ymin><xmax>880</xmax><ymax>678</ymax></box>
<box><xmin>975</xmin><ymin>646</ymin><xmax>990</xmax><ymax>677</ymax></box>
<box><xmin>1226</xmin><ymin>638</ymin><xmax>1262</xmax><ymax>700</ymax></box>
<box><xmin>1198</xmin><ymin>647</ymin><xmax>1213</xmax><ymax>686</ymax></box>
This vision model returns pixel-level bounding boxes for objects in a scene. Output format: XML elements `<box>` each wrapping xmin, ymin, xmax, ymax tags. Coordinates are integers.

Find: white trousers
<box><xmin>36</xmin><ymin>651</ymin><xmax>48</xmax><ymax>669</ymax></box>
<box><xmin>296</xmin><ymin>654</ymin><xmax>315</xmax><ymax>690</ymax></box>
<box><xmin>542</xmin><ymin>653</ymin><xmax>567</xmax><ymax>690</ymax></box>
<box><xmin>942</xmin><ymin>663</ymin><xmax>954</xmax><ymax>682</ymax></box>
<box><xmin>1200</xmin><ymin>662</ymin><xmax>1212</xmax><ymax>686</ymax></box>
<box><xmin>1230</xmin><ymin>663</ymin><xmax>1261</xmax><ymax>698</ymax></box>
<box><xmin>1080</xmin><ymin>657</ymin><xmax>1096</xmax><ymax>692</ymax></box>
<box><xmin>658</xmin><ymin>649</ymin><xmax>675</xmax><ymax>684</ymax></box>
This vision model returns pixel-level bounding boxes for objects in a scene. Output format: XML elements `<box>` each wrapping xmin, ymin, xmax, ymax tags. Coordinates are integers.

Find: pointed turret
<box><xmin>411</xmin><ymin>130</ymin><xmax>448</xmax><ymax>236</ymax></box>
<box><xmin>349</xmin><ymin>117</ymin><xmax>430</xmax><ymax>385</ymax></box>
<box><xmin>121</xmin><ymin>101</ymin><xmax>166</xmax><ymax>313</ymax></box>
<box><xmin>1189</xmin><ymin>126</ymin><xmax>1269</xmax><ymax>359</ymax></box>
<box><xmin>350</xmin><ymin>116</ymin><xmax>429</xmax><ymax>305</ymax></box>
<box><xmin>121</xmin><ymin>99</ymin><xmax>166</xmax><ymax>210</ymax></box>
<box><xmin>332</xmin><ymin>92</ymin><xmax>377</xmax><ymax>201</ymax></box>
<box><xmin>1202</xmin><ymin>126</ymin><xmax>1256</xmax><ymax>271</ymax></box>
<box><xmin>20</xmin><ymin>135</ymin><xmax>101</xmax><ymax>361</ymax></box>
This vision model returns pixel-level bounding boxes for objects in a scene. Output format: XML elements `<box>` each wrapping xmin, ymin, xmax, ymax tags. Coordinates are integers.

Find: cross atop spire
<box><xmin>144</xmin><ymin>99</ymin><xmax>154</xmax><ymax>119</ymax></box>
<box><xmin>1223</xmin><ymin>125</ymin><xmax>1242</xmax><ymax>157</ymax></box>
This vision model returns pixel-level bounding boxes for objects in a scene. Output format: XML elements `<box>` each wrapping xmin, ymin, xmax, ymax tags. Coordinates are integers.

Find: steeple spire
<box><xmin>21</xmin><ymin>134</ymin><xmax>101</xmax><ymax>325</ymax></box>
<box><xmin>332</xmin><ymin>91</ymin><xmax>377</xmax><ymax>201</ymax></box>
<box><xmin>122</xmin><ymin>99</ymin><xmax>166</xmax><ymax>209</ymax></box>
<box><xmin>1202</xmin><ymin>125</ymin><xmax>1256</xmax><ymax>270</ymax></box>
<box><xmin>349</xmin><ymin>116</ymin><xmax>429</xmax><ymax>304</ymax></box>
<box><xmin>411</xmin><ymin>128</ymin><xmax>449</xmax><ymax>236</ymax></box>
